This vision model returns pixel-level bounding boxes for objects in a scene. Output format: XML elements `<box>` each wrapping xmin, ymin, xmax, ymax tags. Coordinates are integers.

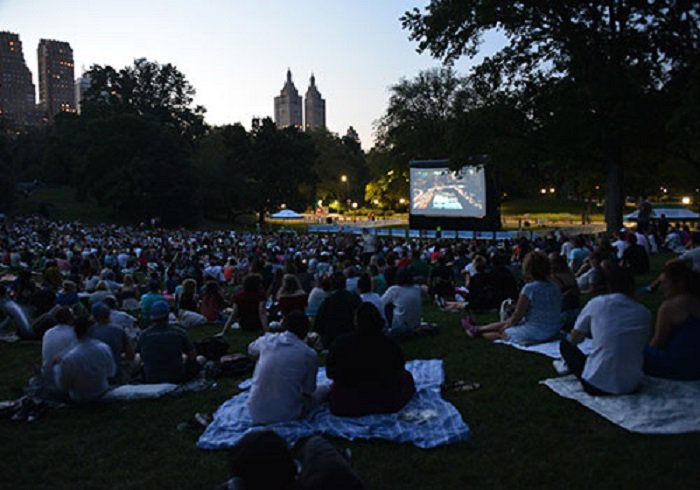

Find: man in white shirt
<box><xmin>56</xmin><ymin>316</ymin><xmax>117</xmax><ymax>402</ymax></box>
<box><xmin>247</xmin><ymin>311</ymin><xmax>323</xmax><ymax>425</ymax></box>
<box><xmin>611</xmin><ymin>231</ymin><xmax>628</xmax><ymax>259</ymax></box>
<box><xmin>41</xmin><ymin>307</ymin><xmax>77</xmax><ymax>370</ymax></box>
<box><xmin>381</xmin><ymin>267</ymin><xmax>422</xmax><ymax>337</ymax></box>
<box><xmin>559</xmin><ymin>266</ymin><xmax>651</xmax><ymax>395</ymax></box>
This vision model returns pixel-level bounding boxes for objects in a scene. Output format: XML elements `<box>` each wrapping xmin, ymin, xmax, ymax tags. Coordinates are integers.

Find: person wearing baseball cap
<box><xmin>137</xmin><ymin>300</ymin><xmax>196</xmax><ymax>383</ymax></box>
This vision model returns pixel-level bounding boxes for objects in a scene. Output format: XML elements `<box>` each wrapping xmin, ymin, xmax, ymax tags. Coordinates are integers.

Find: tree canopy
<box><xmin>402</xmin><ymin>1</ymin><xmax>700</xmax><ymax>230</ymax></box>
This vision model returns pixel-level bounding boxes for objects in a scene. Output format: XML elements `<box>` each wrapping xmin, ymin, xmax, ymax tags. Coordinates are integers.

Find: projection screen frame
<box><xmin>408</xmin><ymin>159</ymin><xmax>501</xmax><ymax>232</ymax></box>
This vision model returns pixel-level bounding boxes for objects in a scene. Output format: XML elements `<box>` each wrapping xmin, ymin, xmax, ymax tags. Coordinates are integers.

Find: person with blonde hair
<box><xmin>465</xmin><ymin>251</ymin><xmax>562</xmax><ymax>343</ymax></box>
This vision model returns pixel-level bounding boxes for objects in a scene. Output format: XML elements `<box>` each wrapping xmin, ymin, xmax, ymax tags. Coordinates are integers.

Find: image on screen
<box><xmin>410</xmin><ymin>166</ymin><xmax>486</xmax><ymax>217</ymax></box>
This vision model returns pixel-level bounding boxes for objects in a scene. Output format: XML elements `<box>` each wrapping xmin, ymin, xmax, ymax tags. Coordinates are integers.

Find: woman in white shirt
<box><xmin>381</xmin><ymin>267</ymin><xmax>421</xmax><ymax>337</ymax></box>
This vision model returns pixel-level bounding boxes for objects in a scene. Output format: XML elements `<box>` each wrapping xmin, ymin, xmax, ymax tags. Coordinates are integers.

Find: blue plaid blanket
<box><xmin>197</xmin><ymin>359</ymin><xmax>470</xmax><ymax>449</ymax></box>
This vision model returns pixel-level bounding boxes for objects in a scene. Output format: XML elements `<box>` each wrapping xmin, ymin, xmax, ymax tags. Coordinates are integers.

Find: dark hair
<box><xmin>605</xmin><ymin>264</ymin><xmax>635</xmax><ymax>296</ymax></box>
<box><xmin>548</xmin><ymin>253</ymin><xmax>570</xmax><ymax>274</ymax></box>
<box><xmin>73</xmin><ymin>315</ymin><xmax>93</xmax><ymax>339</ymax></box>
<box><xmin>227</xmin><ymin>431</ymin><xmax>296</xmax><ymax>490</ymax></box>
<box><xmin>243</xmin><ymin>274</ymin><xmax>262</xmax><ymax>293</ymax></box>
<box><xmin>523</xmin><ymin>251</ymin><xmax>551</xmax><ymax>281</ymax></box>
<box><xmin>396</xmin><ymin>267</ymin><xmax>414</xmax><ymax>286</ymax></box>
<box><xmin>330</xmin><ymin>271</ymin><xmax>346</xmax><ymax>291</ymax></box>
<box><xmin>284</xmin><ymin>310</ymin><xmax>309</xmax><ymax>339</ymax></box>
<box><xmin>663</xmin><ymin>260</ymin><xmax>700</xmax><ymax>296</ymax></box>
<box><xmin>54</xmin><ymin>306</ymin><xmax>75</xmax><ymax>325</ymax></box>
<box><xmin>354</xmin><ymin>302</ymin><xmax>385</xmax><ymax>335</ymax></box>
<box><xmin>148</xmin><ymin>280</ymin><xmax>160</xmax><ymax>293</ymax></box>
<box><xmin>691</xmin><ymin>231</ymin><xmax>700</xmax><ymax>246</ymax></box>
<box><xmin>357</xmin><ymin>273</ymin><xmax>372</xmax><ymax>294</ymax></box>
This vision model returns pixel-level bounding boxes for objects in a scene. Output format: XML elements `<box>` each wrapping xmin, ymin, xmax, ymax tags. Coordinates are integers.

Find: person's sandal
<box><xmin>462</xmin><ymin>317</ymin><xmax>478</xmax><ymax>337</ymax></box>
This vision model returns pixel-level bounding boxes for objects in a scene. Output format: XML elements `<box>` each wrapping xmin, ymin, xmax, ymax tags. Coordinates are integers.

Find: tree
<box><xmin>83</xmin><ymin>58</ymin><xmax>207</xmax><ymax>144</ymax></box>
<box><xmin>376</xmin><ymin>67</ymin><xmax>463</xmax><ymax>163</ymax></box>
<box><xmin>246</xmin><ymin>118</ymin><xmax>317</xmax><ymax>224</ymax></box>
<box><xmin>308</xmin><ymin>129</ymin><xmax>367</xmax><ymax>206</ymax></box>
<box><xmin>402</xmin><ymin>1</ymin><xmax>700</xmax><ymax>230</ymax></box>
<box><xmin>77</xmin><ymin>114</ymin><xmax>200</xmax><ymax>226</ymax></box>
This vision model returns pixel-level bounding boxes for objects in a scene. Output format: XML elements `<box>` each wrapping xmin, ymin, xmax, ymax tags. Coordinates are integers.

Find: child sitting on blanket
<box><xmin>247</xmin><ymin>311</ymin><xmax>328</xmax><ymax>425</ymax></box>
<box><xmin>326</xmin><ymin>302</ymin><xmax>415</xmax><ymax>417</ymax></box>
<box><xmin>559</xmin><ymin>265</ymin><xmax>651</xmax><ymax>395</ymax></box>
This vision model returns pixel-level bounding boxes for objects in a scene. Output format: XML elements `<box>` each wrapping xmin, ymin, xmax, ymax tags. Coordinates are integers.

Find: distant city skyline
<box><xmin>1</xmin><ymin>0</ymin><xmax>505</xmax><ymax>148</ymax></box>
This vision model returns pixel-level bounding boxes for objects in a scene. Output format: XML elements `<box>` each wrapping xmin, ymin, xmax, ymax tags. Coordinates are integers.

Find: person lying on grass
<box><xmin>326</xmin><ymin>302</ymin><xmax>415</xmax><ymax>417</ymax></box>
<box><xmin>464</xmin><ymin>251</ymin><xmax>562</xmax><ymax>344</ymax></box>
<box><xmin>559</xmin><ymin>265</ymin><xmax>651</xmax><ymax>395</ymax></box>
<box><xmin>247</xmin><ymin>311</ymin><xmax>327</xmax><ymax>425</ymax></box>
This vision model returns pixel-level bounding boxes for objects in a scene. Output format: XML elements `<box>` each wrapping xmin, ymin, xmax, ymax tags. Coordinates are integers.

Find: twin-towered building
<box><xmin>274</xmin><ymin>69</ymin><xmax>325</xmax><ymax>130</ymax></box>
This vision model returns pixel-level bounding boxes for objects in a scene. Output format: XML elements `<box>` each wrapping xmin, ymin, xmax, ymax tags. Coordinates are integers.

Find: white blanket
<box><xmin>102</xmin><ymin>383</ymin><xmax>178</xmax><ymax>400</ymax></box>
<box><xmin>495</xmin><ymin>338</ymin><xmax>594</xmax><ymax>359</ymax></box>
<box><xmin>542</xmin><ymin>375</ymin><xmax>700</xmax><ymax>434</ymax></box>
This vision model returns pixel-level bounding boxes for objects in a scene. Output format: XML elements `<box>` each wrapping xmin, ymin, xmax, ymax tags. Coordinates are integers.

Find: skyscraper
<box><xmin>38</xmin><ymin>39</ymin><xmax>76</xmax><ymax>122</ymax></box>
<box><xmin>0</xmin><ymin>32</ymin><xmax>36</xmax><ymax>128</ymax></box>
<box><xmin>304</xmin><ymin>74</ymin><xmax>325</xmax><ymax>130</ymax></box>
<box><xmin>75</xmin><ymin>70</ymin><xmax>91</xmax><ymax>115</ymax></box>
<box><xmin>274</xmin><ymin>69</ymin><xmax>302</xmax><ymax>128</ymax></box>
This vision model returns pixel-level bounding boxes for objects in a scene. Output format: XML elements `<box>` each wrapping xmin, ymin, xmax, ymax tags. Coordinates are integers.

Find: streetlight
<box><xmin>340</xmin><ymin>175</ymin><xmax>347</xmax><ymax>183</ymax></box>
<box><xmin>540</xmin><ymin>188</ymin><xmax>547</xmax><ymax>194</ymax></box>
<box><xmin>682</xmin><ymin>196</ymin><xmax>691</xmax><ymax>205</ymax></box>
<box><xmin>352</xmin><ymin>202</ymin><xmax>358</xmax><ymax>209</ymax></box>
<box><xmin>399</xmin><ymin>198</ymin><xmax>406</xmax><ymax>205</ymax></box>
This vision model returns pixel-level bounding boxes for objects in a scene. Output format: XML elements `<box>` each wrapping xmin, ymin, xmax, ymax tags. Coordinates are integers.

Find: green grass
<box><xmin>14</xmin><ymin>185</ymin><xmax>114</xmax><ymax>225</ymax></box>
<box><xmin>2</xmin><ymin>254</ymin><xmax>698</xmax><ymax>489</ymax></box>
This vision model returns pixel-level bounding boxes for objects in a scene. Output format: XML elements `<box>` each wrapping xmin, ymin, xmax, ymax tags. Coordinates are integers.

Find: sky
<box><xmin>1</xmin><ymin>0</ymin><xmax>504</xmax><ymax>148</ymax></box>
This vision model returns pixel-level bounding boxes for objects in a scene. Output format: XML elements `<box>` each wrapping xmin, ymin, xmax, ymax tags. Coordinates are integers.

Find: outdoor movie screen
<box><xmin>410</xmin><ymin>166</ymin><xmax>486</xmax><ymax>218</ymax></box>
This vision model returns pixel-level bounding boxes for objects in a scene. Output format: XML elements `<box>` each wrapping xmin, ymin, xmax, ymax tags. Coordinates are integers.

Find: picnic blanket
<box><xmin>495</xmin><ymin>338</ymin><xmax>594</xmax><ymax>359</ymax></box>
<box><xmin>102</xmin><ymin>378</ymin><xmax>214</xmax><ymax>401</ymax></box>
<box><xmin>197</xmin><ymin>359</ymin><xmax>470</xmax><ymax>450</ymax></box>
<box><xmin>541</xmin><ymin>374</ymin><xmax>700</xmax><ymax>434</ymax></box>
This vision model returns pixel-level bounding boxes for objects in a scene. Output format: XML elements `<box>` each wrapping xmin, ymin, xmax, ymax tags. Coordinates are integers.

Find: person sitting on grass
<box><xmin>357</xmin><ymin>272</ymin><xmax>386</xmax><ymax>325</ymax></box>
<box><xmin>89</xmin><ymin>302</ymin><xmax>135</xmax><ymax>382</ymax></box>
<box><xmin>559</xmin><ymin>265</ymin><xmax>651</xmax><ymax>395</ymax></box>
<box><xmin>326</xmin><ymin>302</ymin><xmax>415</xmax><ymax>417</ymax></box>
<box><xmin>220</xmin><ymin>273</ymin><xmax>268</xmax><ymax>335</ymax></box>
<box><xmin>41</xmin><ymin>306</ymin><xmax>76</xmax><ymax>375</ymax></box>
<box><xmin>247</xmin><ymin>311</ymin><xmax>325</xmax><ymax>425</ymax></box>
<box><xmin>464</xmin><ymin>251</ymin><xmax>562</xmax><ymax>344</ymax></box>
<box><xmin>381</xmin><ymin>267</ymin><xmax>422</xmax><ymax>338</ymax></box>
<box><xmin>643</xmin><ymin>261</ymin><xmax>700</xmax><ymax>380</ymax></box>
<box><xmin>315</xmin><ymin>271</ymin><xmax>361</xmax><ymax>349</ymax></box>
<box><xmin>138</xmin><ymin>300</ymin><xmax>198</xmax><ymax>384</ymax></box>
<box><xmin>139</xmin><ymin>280</ymin><xmax>165</xmax><ymax>326</ymax></box>
<box><xmin>56</xmin><ymin>315</ymin><xmax>116</xmax><ymax>403</ymax></box>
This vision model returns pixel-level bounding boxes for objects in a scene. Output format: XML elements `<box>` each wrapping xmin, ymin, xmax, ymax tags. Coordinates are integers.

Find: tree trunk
<box><xmin>604</xmin><ymin>139</ymin><xmax>624</xmax><ymax>233</ymax></box>
<box><xmin>257</xmin><ymin>210</ymin><xmax>265</xmax><ymax>226</ymax></box>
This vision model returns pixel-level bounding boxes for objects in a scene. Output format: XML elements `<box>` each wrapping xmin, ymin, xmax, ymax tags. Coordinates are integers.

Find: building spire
<box><xmin>286</xmin><ymin>68</ymin><xmax>292</xmax><ymax>83</ymax></box>
<box><xmin>310</xmin><ymin>73</ymin><xmax>315</xmax><ymax>87</ymax></box>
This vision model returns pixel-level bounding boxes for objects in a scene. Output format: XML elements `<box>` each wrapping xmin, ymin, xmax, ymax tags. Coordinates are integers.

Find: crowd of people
<box><xmin>1</xmin><ymin>215</ymin><xmax>699</xmax><ymax>483</ymax></box>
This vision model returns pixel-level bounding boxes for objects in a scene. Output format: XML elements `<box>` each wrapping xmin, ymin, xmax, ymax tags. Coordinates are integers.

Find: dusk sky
<box><xmin>2</xmin><ymin>0</ymin><xmax>504</xmax><ymax>148</ymax></box>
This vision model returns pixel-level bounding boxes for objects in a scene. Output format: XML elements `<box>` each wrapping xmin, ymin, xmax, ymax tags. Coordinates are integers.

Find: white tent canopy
<box><xmin>624</xmin><ymin>206</ymin><xmax>700</xmax><ymax>221</ymax></box>
<box><xmin>270</xmin><ymin>209</ymin><xmax>303</xmax><ymax>219</ymax></box>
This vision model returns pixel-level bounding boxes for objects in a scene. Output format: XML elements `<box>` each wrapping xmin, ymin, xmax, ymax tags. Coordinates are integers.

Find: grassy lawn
<box><xmin>1</xmin><ymin>254</ymin><xmax>698</xmax><ymax>489</ymax></box>
<box><xmin>14</xmin><ymin>186</ymin><xmax>113</xmax><ymax>225</ymax></box>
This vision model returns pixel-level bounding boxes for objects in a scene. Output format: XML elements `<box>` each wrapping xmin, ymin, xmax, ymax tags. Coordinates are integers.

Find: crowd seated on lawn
<box><xmin>0</xmin><ymin>215</ymin><xmax>698</xmax><ymax>407</ymax></box>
